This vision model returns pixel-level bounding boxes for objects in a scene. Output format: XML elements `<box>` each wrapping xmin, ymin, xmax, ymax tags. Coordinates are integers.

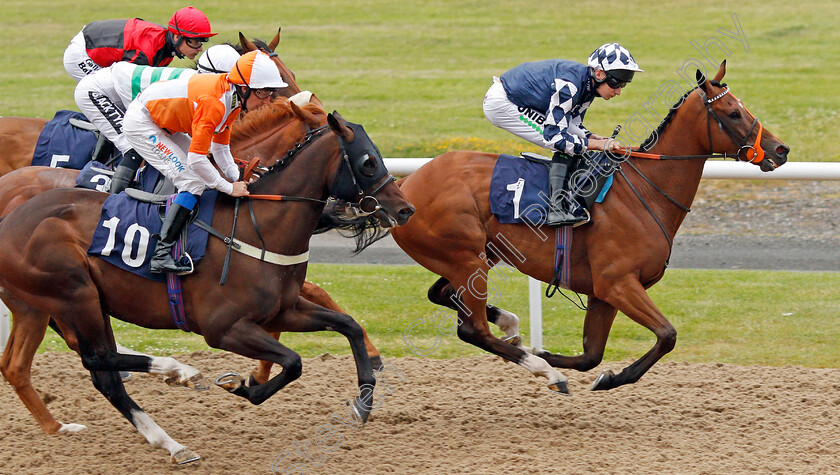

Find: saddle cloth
<box><xmin>87</xmin><ymin>190</ymin><xmax>218</xmax><ymax>282</ymax></box>
<box><xmin>32</xmin><ymin>110</ymin><xmax>100</xmax><ymax>170</ymax></box>
<box><xmin>75</xmin><ymin>161</ymin><xmax>166</xmax><ymax>194</ymax></box>
<box><xmin>489</xmin><ymin>153</ymin><xmax>613</xmax><ymax>225</ymax></box>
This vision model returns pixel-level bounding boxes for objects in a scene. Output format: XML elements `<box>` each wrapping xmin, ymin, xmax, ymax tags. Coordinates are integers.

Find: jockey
<box><xmin>63</xmin><ymin>7</ymin><xmax>216</xmax><ymax>82</ymax></box>
<box><xmin>74</xmin><ymin>44</ymin><xmax>242</xmax><ymax>194</ymax></box>
<box><xmin>122</xmin><ymin>50</ymin><xmax>288</xmax><ymax>274</ymax></box>
<box><xmin>483</xmin><ymin>42</ymin><xmax>642</xmax><ymax>226</ymax></box>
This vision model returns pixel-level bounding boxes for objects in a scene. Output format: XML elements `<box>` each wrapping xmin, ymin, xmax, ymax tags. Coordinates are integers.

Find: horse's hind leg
<box><xmin>428</xmin><ymin>277</ymin><xmax>522</xmax><ymax>345</ymax></box>
<box><xmin>0</xmin><ymin>295</ymin><xmax>85</xmax><ymax>434</ymax></box>
<box><xmin>70</xmin><ymin>313</ymin><xmax>200</xmax><ymax>464</ymax></box>
<box><xmin>434</xmin><ymin>270</ymin><xmax>570</xmax><ymax>394</ymax></box>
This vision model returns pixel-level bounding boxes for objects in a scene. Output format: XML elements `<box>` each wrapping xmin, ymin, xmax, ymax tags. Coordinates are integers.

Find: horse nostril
<box><xmin>776</xmin><ymin>144</ymin><xmax>790</xmax><ymax>157</ymax></box>
<box><xmin>399</xmin><ymin>206</ymin><xmax>416</xmax><ymax>219</ymax></box>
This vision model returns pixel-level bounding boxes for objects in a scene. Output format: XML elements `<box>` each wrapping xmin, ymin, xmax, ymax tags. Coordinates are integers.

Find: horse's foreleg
<box><xmin>252</xmin><ymin>282</ymin><xmax>383</xmax><ymax>385</ymax></box>
<box><xmin>532</xmin><ymin>296</ymin><xmax>618</xmax><ymax>372</ymax></box>
<box><xmin>268</xmin><ymin>297</ymin><xmax>377</xmax><ymax>422</ymax></box>
<box><xmin>206</xmin><ymin>318</ymin><xmax>304</xmax><ymax>406</ymax></box>
<box><xmin>591</xmin><ymin>279</ymin><xmax>677</xmax><ymax>391</ymax></box>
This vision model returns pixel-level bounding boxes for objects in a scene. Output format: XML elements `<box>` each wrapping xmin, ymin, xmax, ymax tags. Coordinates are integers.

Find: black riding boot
<box><xmin>110</xmin><ymin>149</ymin><xmax>144</xmax><ymax>194</ymax></box>
<box><xmin>150</xmin><ymin>203</ymin><xmax>193</xmax><ymax>274</ymax></box>
<box><xmin>546</xmin><ymin>152</ymin><xmax>589</xmax><ymax>227</ymax></box>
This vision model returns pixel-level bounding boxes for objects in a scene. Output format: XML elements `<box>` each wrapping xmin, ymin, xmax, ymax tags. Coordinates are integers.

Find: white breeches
<box><xmin>483</xmin><ymin>77</ymin><xmax>552</xmax><ymax>150</ymax></box>
<box><xmin>123</xmin><ymin>102</ymin><xmax>206</xmax><ymax>195</ymax></box>
<box><xmin>75</xmin><ymin>68</ymin><xmax>131</xmax><ymax>154</ymax></box>
<box><xmin>63</xmin><ymin>30</ymin><xmax>101</xmax><ymax>82</ymax></box>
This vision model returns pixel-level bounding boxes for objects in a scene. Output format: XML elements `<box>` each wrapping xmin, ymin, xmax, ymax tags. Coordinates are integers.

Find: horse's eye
<box><xmin>729</xmin><ymin>111</ymin><xmax>741</xmax><ymax>120</ymax></box>
<box><xmin>360</xmin><ymin>154</ymin><xmax>376</xmax><ymax>177</ymax></box>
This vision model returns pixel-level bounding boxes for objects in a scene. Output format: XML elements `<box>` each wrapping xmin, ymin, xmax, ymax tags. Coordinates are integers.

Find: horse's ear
<box><xmin>696</xmin><ymin>69</ymin><xmax>706</xmax><ymax>87</ymax></box>
<box><xmin>327</xmin><ymin>111</ymin><xmax>352</xmax><ymax>139</ymax></box>
<box><xmin>713</xmin><ymin>60</ymin><xmax>726</xmax><ymax>83</ymax></box>
<box><xmin>239</xmin><ymin>32</ymin><xmax>258</xmax><ymax>52</ymax></box>
<box><xmin>268</xmin><ymin>28</ymin><xmax>281</xmax><ymax>52</ymax></box>
<box><xmin>290</xmin><ymin>100</ymin><xmax>321</xmax><ymax>129</ymax></box>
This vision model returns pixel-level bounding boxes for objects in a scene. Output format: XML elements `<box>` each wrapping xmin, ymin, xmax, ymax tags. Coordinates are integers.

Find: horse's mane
<box><xmin>230</xmin><ymin>99</ymin><xmax>325</xmax><ymax>144</ymax></box>
<box><xmin>638</xmin><ymin>80</ymin><xmax>725</xmax><ymax>151</ymax></box>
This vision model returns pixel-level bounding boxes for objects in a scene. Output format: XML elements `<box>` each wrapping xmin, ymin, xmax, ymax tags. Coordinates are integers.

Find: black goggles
<box><xmin>184</xmin><ymin>37</ymin><xmax>209</xmax><ymax>49</ymax></box>
<box><xmin>604</xmin><ymin>69</ymin><xmax>634</xmax><ymax>89</ymax></box>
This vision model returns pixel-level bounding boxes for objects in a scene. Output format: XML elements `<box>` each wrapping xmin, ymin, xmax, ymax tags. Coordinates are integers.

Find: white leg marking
<box><xmin>149</xmin><ymin>356</ymin><xmax>200</xmax><ymax>381</ymax></box>
<box><xmin>494</xmin><ymin>308</ymin><xmax>521</xmax><ymax>342</ymax></box>
<box><xmin>57</xmin><ymin>422</ymin><xmax>87</xmax><ymax>433</ymax></box>
<box><xmin>519</xmin><ymin>354</ymin><xmax>568</xmax><ymax>385</ymax></box>
<box><xmin>130</xmin><ymin>409</ymin><xmax>186</xmax><ymax>457</ymax></box>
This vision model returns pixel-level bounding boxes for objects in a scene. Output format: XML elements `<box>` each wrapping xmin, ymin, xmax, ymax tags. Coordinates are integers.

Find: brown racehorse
<box><xmin>391</xmin><ymin>62</ymin><xmax>790</xmax><ymax>394</ymax></box>
<box><xmin>0</xmin><ymin>28</ymin><xmax>317</xmax><ymax>178</ymax></box>
<box><xmin>0</xmin><ymin>106</ymin><xmax>415</xmax><ymax>464</ymax></box>
<box><xmin>0</xmin><ymin>100</ymin><xmax>384</xmax><ymax>378</ymax></box>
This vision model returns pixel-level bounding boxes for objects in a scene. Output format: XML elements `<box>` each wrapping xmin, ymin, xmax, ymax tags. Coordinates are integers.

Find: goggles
<box><xmin>252</xmin><ymin>88</ymin><xmax>279</xmax><ymax>100</ymax></box>
<box><xmin>603</xmin><ymin>69</ymin><xmax>634</xmax><ymax>89</ymax></box>
<box><xmin>184</xmin><ymin>37</ymin><xmax>209</xmax><ymax>49</ymax></box>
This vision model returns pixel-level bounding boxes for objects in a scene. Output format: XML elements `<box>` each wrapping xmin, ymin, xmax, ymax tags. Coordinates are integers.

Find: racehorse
<box><xmin>0</xmin><ymin>28</ymin><xmax>314</xmax><ymax>178</ymax></box>
<box><xmin>0</xmin><ymin>105</ymin><xmax>415</xmax><ymax>463</ymax></box>
<box><xmin>391</xmin><ymin>62</ymin><xmax>790</xmax><ymax>393</ymax></box>
<box><xmin>0</xmin><ymin>98</ymin><xmax>386</xmax><ymax>380</ymax></box>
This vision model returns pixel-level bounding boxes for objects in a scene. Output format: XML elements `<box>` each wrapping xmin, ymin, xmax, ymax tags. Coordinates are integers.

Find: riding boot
<box><xmin>110</xmin><ymin>149</ymin><xmax>144</xmax><ymax>194</ymax></box>
<box><xmin>150</xmin><ymin>203</ymin><xmax>193</xmax><ymax>274</ymax></box>
<box><xmin>91</xmin><ymin>134</ymin><xmax>115</xmax><ymax>164</ymax></box>
<box><xmin>546</xmin><ymin>152</ymin><xmax>589</xmax><ymax>227</ymax></box>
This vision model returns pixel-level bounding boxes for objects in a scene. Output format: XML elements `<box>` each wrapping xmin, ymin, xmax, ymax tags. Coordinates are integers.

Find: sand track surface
<box><xmin>1</xmin><ymin>351</ymin><xmax>838</xmax><ymax>474</ymax></box>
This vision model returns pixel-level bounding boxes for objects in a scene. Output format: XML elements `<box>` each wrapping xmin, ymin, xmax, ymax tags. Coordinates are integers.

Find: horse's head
<box><xmin>695</xmin><ymin>61</ymin><xmax>789</xmax><ymax>171</ymax></box>
<box><xmin>239</xmin><ymin>29</ymin><xmax>324</xmax><ymax>108</ymax></box>
<box><xmin>326</xmin><ymin>111</ymin><xmax>415</xmax><ymax>228</ymax></box>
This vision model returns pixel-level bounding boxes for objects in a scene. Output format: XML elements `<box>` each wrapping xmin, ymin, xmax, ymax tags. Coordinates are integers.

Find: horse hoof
<box><xmin>352</xmin><ymin>399</ymin><xmax>371</xmax><ymax>424</ymax></box>
<box><xmin>591</xmin><ymin>370</ymin><xmax>615</xmax><ymax>391</ymax></box>
<box><xmin>171</xmin><ymin>447</ymin><xmax>201</xmax><ymax>465</ymax></box>
<box><xmin>57</xmin><ymin>423</ymin><xmax>87</xmax><ymax>433</ymax></box>
<box><xmin>214</xmin><ymin>372</ymin><xmax>244</xmax><ymax>392</ymax></box>
<box><xmin>165</xmin><ymin>373</ymin><xmax>210</xmax><ymax>391</ymax></box>
<box><xmin>502</xmin><ymin>334</ymin><xmax>523</xmax><ymax>347</ymax></box>
<box><xmin>370</xmin><ymin>355</ymin><xmax>384</xmax><ymax>372</ymax></box>
<box><xmin>547</xmin><ymin>380</ymin><xmax>571</xmax><ymax>395</ymax></box>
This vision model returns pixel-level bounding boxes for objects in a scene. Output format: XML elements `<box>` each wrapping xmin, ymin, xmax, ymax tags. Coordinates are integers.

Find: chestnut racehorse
<box><xmin>0</xmin><ymin>106</ymin><xmax>415</xmax><ymax>463</ymax></box>
<box><xmin>0</xmin><ymin>28</ymin><xmax>317</xmax><ymax>178</ymax></box>
<box><xmin>391</xmin><ymin>62</ymin><xmax>790</xmax><ymax>393</ymax></box>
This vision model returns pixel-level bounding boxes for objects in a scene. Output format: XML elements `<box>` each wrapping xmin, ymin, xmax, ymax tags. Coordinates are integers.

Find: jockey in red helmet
<box><xmin>63</xmin><ymin>7</ymin><xmax>217</xmax><ymax>82</ymax></box>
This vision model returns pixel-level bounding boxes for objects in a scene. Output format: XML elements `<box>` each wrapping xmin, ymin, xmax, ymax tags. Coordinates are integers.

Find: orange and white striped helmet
<box><xmin>228</xmin><ymin>51</ymin><xmax>288</xmax><ymax>89</ymax></box>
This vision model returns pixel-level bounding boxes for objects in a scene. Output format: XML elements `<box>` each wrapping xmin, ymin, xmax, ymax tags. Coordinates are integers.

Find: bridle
<box><xmin>616</xmin><ymin>86</ymin><xmax>765</xmax><ymax>163</ymax></box>
<box><xmin>606</xmin><ymin>85</ymin><xmax>767</xmax><ymax>269</ymax></box>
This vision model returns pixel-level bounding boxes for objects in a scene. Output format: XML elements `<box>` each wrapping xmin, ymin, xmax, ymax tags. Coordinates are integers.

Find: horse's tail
<box><xmin>315</xmin><ymin>200</ymin><xmax>390</xmax><ymax>254</ymax></box>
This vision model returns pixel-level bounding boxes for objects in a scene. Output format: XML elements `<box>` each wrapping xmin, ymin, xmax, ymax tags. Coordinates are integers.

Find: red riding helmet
<box><xmin>168</xmin><ymin>7</ymin><xmax>217</xmax><ymax>38</ymax></box>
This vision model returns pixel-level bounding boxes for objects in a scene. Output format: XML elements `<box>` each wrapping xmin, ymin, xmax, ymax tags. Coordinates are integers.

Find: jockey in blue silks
<box><xmin>483</xmin><ymin>43</ymin><xmax>643</xmax><ymax>226</ymax></box>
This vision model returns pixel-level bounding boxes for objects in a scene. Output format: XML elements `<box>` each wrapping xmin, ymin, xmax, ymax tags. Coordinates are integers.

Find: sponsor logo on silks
<box><xmin>88</xmin><ymin>91</ymin><xmax>124</xmax><ymax>133</ymax></box>
<box><xmin>517</xmin><ymin>106</ymin><xmax>545</xmax><ymax>134</ymax></box>
<box><xmin>230</xmin><ymin>92</ymin><xmax>239</xmax><ymax>110</ymax></box>
<box><xmin>148</xmin><ymin>135</ymin><xmax>185</xmax><ymax>172</ymax></box>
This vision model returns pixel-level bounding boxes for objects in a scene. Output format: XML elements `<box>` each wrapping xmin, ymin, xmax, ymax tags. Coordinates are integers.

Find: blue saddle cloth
<box><xmin>32</xmin><ymin>110</ymin><xmax>100</xmax><ymax>169</ymax></box>
<box><xmin>32</xmin><ymin>110</ymin><xmax>123</xmax><ymax>170</ymax></box>
<box><xmin>489</xmin><ymin>154</ymin><xmax>613</xmax><ymax>224</ymax></box>
<box><xmin>87</xmin><ymin>191</ymin><xmax>219</xmax><ymax>282</ymax></box>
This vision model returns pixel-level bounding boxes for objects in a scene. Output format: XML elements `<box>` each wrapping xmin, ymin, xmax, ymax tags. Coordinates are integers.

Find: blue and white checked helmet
<box><xmin>587</xmin><ymin>43</ymin><xmax>643</xmax><ymax>72</ymax></box>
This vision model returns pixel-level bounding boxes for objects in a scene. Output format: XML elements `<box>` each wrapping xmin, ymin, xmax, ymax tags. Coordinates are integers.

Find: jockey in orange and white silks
<box><xmin>122</xmin><ymin>50</ymin><xmax>287</xmax><ymax>274</ymax></box>
<box><xmin>74</xmin><ymin>45</ymin><xmax>242</xmax><ymax>194</ymax></box>
<box><xmin>482</xmin><ymin>42</ymin><xmax>643</xmax><ymax>227</ymax></box>
<box><xmin>63</xmin><ymin>7</ymin><xmax>216</xmax><ymax>82</ymax></box>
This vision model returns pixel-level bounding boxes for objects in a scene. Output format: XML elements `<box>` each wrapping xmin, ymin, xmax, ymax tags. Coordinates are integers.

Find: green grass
<box><xmin>1</xmin><ymin>0</ymin><xmax>838</xmax><ymax>160</ymax></box>
<box><xmin>38</xmin><ymin>264</ymin><xmax>840</xmax><ymax>368</ymax></box>
<box><xmin>4</xmin><ymin>3</ymin><xmax>838</xmax><ymax>366</ymax></box>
